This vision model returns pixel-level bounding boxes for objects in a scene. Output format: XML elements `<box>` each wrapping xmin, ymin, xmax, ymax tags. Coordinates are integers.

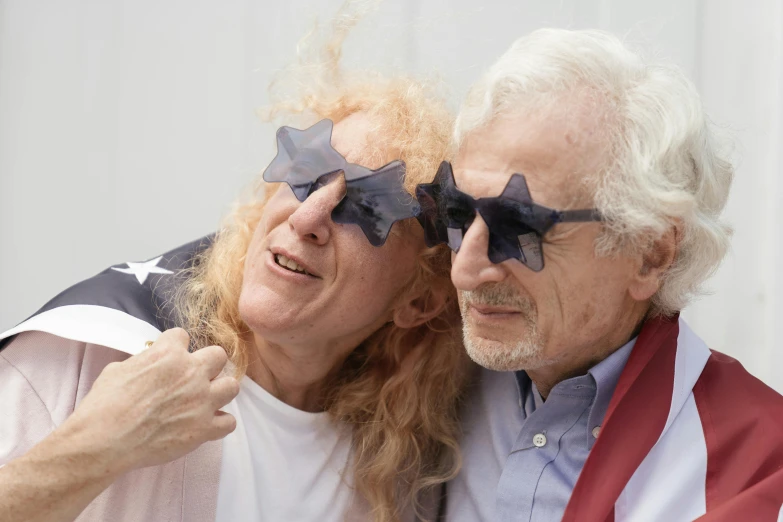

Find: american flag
<box><xmin>0</xmin><ymin>236</ymin><xmax>212</xmax><ymax>355</ymax></box>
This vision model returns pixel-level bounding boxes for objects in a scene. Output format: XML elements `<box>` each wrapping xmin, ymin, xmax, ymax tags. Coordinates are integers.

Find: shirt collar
<box><xmin>514</xmin><ymin>337</ymin><xmax>637</xmax><ymax>448</ymax></box>
<box><xmin>585</xmin><ymin>337</ymin><xmax>636</xmax><ymax>447</ymax></box>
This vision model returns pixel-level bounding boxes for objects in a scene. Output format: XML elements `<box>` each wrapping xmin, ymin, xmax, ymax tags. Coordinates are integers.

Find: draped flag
<box><xmin>0</xmin><ymin>236</ymin><xmax>212</xmax><ymax>355</ymax></box>
<box><xmin>562</xmin><ymin>316</ymin><xmax>783</xmax><ymax>522</ymax></box>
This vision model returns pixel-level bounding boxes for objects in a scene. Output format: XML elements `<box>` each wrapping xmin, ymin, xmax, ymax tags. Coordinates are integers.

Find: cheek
<box><xmin>262</xmin><ymin>191</ymin><xmax>294</xmax><ymax>228</ymax></box>
<box><xmin>242</xmin><ymin>214</ymin><xmax>275</xmax><ymax>279</ymax></box>
<box><xmin>334</xmin><ymin>240</ymin><xmax>419</xmax><ymax>314</ymax></box>
<box><xmin>508</xmin><ymin>258</ymin><xmax>596</xmax><ymax>330</ymax></box>
<box><xmin>245</xmin><ymin>190</ymin><xmax>298</xmax><ymax>258</ymax></box>
<box><xmin>343</xmin><ymin>252</ymin><xmax>404</xmax><ymax>300</ymax></box>
<box><xmin>237</xmin><ymin>233</ymin><xmax>272</xmax><ymax>324</ymax></box>
<box><xmin>551</xmin><ymin>257</ymin><xmax>634</xmax><ymax>329</ymax></box>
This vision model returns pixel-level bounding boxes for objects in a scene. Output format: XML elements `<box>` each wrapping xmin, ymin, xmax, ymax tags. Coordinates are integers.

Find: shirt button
<box><xmin>592</xmin><ymin>426</ymin><xmax>601</xmax><ymax>439</ymax></box>
<box><xmin>533</xmin><ymin>433</ymin><xmax>547</xmax><ymax>447</ymax></box>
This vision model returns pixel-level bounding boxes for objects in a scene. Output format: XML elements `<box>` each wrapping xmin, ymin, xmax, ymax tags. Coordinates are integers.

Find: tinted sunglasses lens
<box><xmin>262</xmin><ymin>119</ymin><xmax>347</xmax><ymax>202</ymax></box>
<box><xmin>481</xmin><ymin>199</ymin><xmax>545</xmax><ymax>271</ymax></box>
<box><xmin>331</xmin><ymin>162</ymin><xmax>414</xmax><ymax>247</ymax></box>
<box><xmin>415</xmin><ymin>183</ymin><xmax>477</xmax><ymax>252</ymax></box>
<box><xmin>415</xmin><ymin>183</ymin><xmax>448</xmax><ymax>247</ymax></box>
<box><xmin>418</xmin><ymin>183</ymin><xmax>479</xmax><ymax>254</ymax></box>
<box><xmin>443</xmin><ymin>192</ymin><xmax>476</xmax><ymax>253</ymax></box>
<box><xmin>486</xmin><ymin>230</ymin><xmax>543</xmax><ymax>270</ymax></box>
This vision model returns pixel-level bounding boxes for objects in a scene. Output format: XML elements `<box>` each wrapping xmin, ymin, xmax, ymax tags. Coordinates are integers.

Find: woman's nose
<box><xmin>287</xmin><ymin>174</ymin><xmax>347</xmax><ymax>245</ymax></box>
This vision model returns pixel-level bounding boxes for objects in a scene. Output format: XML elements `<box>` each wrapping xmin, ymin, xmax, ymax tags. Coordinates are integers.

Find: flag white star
<box><xmin>111</xmin><ymin>256</ymin><xmax>173</xmax><ymax>285</ymax></box>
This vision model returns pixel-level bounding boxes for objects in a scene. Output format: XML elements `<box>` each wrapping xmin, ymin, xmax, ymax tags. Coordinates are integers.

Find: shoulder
<box><xmin>445</xmin><ymin>367</ymin><xmax>521</xmax><ymax>522</ymax></box>
<box><xmin>692</xmin><ymin>349</ymin><xmax>783</xmax><ymax>498</ymax></box>
<box><xmin>1</xmin><ymin>331</ymin><xmax>129</xmax><ymax>423</ymax></box>
<box><xmin>0</xmin><ymin>331</ymin><xmax>128</xmax><ymax>464</ymax></box>
<box><xmin>695</xmin><ymin>349</ymin><xmax>783</xmax><ymax>423</ymax></box>
<box><xmin>460</xmin><ymin>366</ymin><xmax>521</xmax><ymax>438</ymax></box>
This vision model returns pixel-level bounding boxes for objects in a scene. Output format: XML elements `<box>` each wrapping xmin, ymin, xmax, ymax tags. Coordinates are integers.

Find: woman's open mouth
<box><xmin>274</xmin><ymin>254</ymin><xmax>313</xmax><ymax>276</ymax></box>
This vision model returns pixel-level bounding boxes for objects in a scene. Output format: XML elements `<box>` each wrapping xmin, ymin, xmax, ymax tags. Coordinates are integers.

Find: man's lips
<box><xmin>469</xmin><ymin>304</ymin><xmax>522</xmax><ymax>315</ymax></box>
<box><xmin>466</xmin><ymin>304</ymin><xmax>525</xmax><ymax>324</ymax></box>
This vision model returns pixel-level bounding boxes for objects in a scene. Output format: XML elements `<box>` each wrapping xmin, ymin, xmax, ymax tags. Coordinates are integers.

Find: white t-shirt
<box><xmin>216</xmin><ymin>376</ymin><xmax>369</xmax><ymax>522</ymax></box>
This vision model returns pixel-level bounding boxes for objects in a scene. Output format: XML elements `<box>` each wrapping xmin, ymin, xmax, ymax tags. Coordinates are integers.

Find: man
<box><xmin>428</xmin><ymin>29</ymin><xmax>783</xmax><ymax>521</ymax></box>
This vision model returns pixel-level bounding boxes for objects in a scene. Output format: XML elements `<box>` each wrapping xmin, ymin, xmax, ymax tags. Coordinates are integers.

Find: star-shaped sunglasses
<box><xmin>414</xmin><ymin>161</ymin><xmax>603</xmax><ymax>271</ymax></box>
<box><xmin>262</xmin><ymin>119</ymin><xmax>419</xmax><ymax>246</ymax></box>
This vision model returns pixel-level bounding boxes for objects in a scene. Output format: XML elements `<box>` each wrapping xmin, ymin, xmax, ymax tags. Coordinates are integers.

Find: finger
<box><xmin>209</xmin><ymin>376</ymin><xmax>240</xmax><ymax>409</ymax></box>
<box><xmin>152</xmin><ymin>328</ymin><xmax>191</xmax><ymax>352</ymax></box>
<box><xmin>192</xmin><ymin>345</ymin><xmax>229</xmax><ymax>380</ymax></box>
<box><xmin>207</xmin><ymin>410</ymin><xmax>237</xmax><ymax>440</ymax></box>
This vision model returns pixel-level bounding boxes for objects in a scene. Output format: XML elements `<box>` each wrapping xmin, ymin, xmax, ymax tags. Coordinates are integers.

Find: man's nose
<box><xmin>287</xmin><ymin>174</ymin><xmax>346</xmax><ymax>245</ymax></box>
<box><xmin>451</xmin><ymin>214</ymin><xmax>507</xmax><ymax>291</ymax></box>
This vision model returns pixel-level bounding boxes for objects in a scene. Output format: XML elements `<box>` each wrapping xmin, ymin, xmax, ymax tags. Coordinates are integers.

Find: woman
<box><xmin>0</xmin><ymin>15</ymin><xmax>471</xmax><ymax>522</ymax></box>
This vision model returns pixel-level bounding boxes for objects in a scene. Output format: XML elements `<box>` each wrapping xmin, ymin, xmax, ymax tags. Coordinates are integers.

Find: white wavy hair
<box><xmin>454</xmin><ymin>28</ymin><xmax>734</xmax><ymax>316</ymax></box>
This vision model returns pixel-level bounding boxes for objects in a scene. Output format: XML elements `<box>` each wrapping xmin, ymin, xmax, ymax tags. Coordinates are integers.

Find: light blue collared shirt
<box><xmin>446</xmin><ymin>338</ymin><xmax>636</xmax><ymax>522</ymax></box>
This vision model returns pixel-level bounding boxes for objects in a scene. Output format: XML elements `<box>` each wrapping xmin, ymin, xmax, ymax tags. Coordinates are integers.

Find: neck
<box><xmin>529</xmin><ymin>305</ymin><xmax>647</xmax><ymax>400</ymax></box>
<box><xmin>244</xmin><ymin>334</ymin><xmax>350</xmax><ymax>412</ymax></box>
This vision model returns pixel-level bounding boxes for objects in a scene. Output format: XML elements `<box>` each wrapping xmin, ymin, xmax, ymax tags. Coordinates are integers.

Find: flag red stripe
<box><xmin>562</xmin><ymin>316</ymin><xmax>680</xmax><ymax>522</ymax></box>
<box><xmin>693</xmin><ymin>351</ymin><xmax>783</xmax><ymax>520</ymax></box>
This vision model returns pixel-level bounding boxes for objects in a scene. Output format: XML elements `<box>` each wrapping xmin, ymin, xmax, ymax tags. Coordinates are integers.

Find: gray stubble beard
<box><xmin>459</xmin><ymin>282</ymin><xmax>547</xmax><ymax>372</ymax></box>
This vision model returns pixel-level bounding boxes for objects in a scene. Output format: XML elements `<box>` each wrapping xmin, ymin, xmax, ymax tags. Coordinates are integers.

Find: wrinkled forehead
<box><xmin>453</xmin><ymin>104</ymin><xmax>607</xmax><ymax>209</ymax></box>
<box><xmin>330</xmin><ymin>112</ymin><xmax>392</xmax><ymax>169</ymax></box>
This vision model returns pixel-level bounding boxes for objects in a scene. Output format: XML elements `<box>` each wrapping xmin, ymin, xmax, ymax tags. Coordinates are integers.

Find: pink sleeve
<box><xmin>0</xmin><ymin>331</ymin><xmax>129</xmax><ymax>465</ymax></box>
<box><xmin>0</xmin><ymin>331</ymin><xmax>218</xmax><ymax>522</ymax></box>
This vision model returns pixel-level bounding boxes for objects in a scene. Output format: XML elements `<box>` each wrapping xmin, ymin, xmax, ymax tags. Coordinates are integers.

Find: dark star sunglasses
<box><xmin>414</xmin><ymin>161</ymin><xmax>603</xmax><ymax>271</ymax></box>
<box><xmin>262</xmin><ymin>119</ymin><xmax>418</xmax><ymax>246</ymax></box>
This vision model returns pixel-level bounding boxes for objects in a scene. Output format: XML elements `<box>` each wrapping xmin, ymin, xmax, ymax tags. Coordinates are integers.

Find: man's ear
<box><xmin>392</xmin><ymin>284</ymin><xmax>450</xmax><ymax>329</ymax></box>
<box><xmin>628</xmin><ymin>224</ymin><xmax>679</xmax><ymax>302</ymax></box>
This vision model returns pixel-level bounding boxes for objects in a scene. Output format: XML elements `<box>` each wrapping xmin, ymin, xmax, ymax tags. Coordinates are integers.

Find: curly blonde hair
<box><xmin>176</xmin><ymin>4</ymin><xmax>471</xmax><ymax>521</ymax></box>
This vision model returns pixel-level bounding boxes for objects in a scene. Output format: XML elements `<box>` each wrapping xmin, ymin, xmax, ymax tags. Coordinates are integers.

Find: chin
<box><xmin>238</xmin><ymin>288</ymin><xmax>298</xmax><ymax>339</ymax></box>
<box><xmin>462</xmin><ymin>330</ymin><xmax>546</xmax><ymax>372</ymax></box>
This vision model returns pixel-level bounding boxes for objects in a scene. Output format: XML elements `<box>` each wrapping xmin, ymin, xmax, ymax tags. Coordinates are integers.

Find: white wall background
<box><xmin>1</xmin><ymin>0</ymin><xmax>781</xmax><ymax>391</ymax></box>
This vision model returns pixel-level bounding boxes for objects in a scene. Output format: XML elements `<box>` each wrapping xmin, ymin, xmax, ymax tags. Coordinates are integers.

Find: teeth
<box><xmin>275</xmin><ymin>254</ymin><xmax>309</xmax><ymax>275</ymax></box>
